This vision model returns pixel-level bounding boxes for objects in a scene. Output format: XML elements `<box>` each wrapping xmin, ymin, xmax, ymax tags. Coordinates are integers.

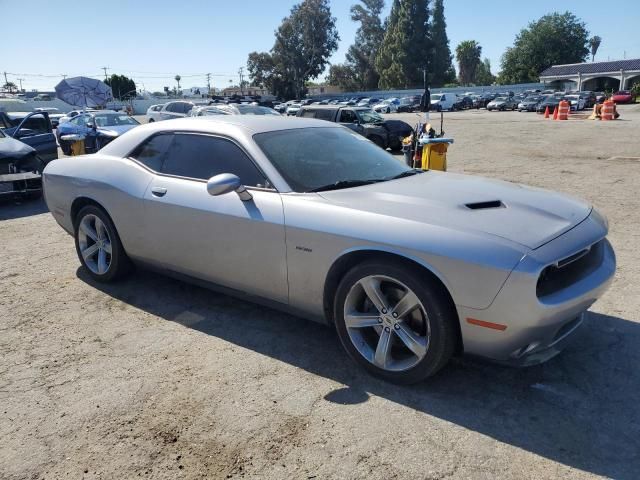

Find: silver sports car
<box><xmin>43</xmin><ymin>117</ymin><xmax>615</xmax><ymax>383</ymax></box>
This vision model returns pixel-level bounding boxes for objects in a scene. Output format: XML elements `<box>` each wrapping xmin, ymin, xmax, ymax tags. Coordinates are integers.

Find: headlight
<box><xmin>591</xmin><ymin>208</ymin><xmax>609</xmax><ymax>231</ymax></box>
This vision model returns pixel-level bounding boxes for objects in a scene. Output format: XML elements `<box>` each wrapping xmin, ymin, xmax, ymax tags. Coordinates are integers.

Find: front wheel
<box><xmin>334</xmin><ymin>260</ymin><xmax>457</xmax><ymax>383</ymax></box>
<box><xmin>74</xmin><ymin>205</ymin><xmax>131</xmax><ymax>282</ymax></box>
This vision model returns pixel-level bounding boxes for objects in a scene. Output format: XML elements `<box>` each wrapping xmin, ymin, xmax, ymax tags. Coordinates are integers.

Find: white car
<box><xmin>156</xmin><ymin>101</ymin><xmax>195</xmax><ymax>121</ymax></box>
<box><xmin>286</xmin><ymin>103</ymin><xmax>302</xmax><ymax>116</ymax></box>
<box><xmin>564</xmin><ymin>95</ymin><xmax>586</xmax><ymax>111</ymax></box>
<box><xmin>373</xmin><ymin>98</ymin><xmax>400</xmax><ymax>114</ymax></box>
<box><xmin>57</xmin><ymin>109</ymin><xmax>99</xmax><ymax>125</ymax></box>
<box><xmin>146</xmin><ymin>104</ymin><xmax>165</xmax><ymax>122</ymax></box>
<box><xmin>430</xmin><ymin>93</ymin><xmax>458</xmax><ymax>112</ymax></box>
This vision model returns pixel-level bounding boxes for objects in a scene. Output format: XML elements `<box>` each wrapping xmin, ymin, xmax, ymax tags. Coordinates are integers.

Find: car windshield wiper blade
<box><xmin>308</xmin><ymin>179</ymin><xmax>382</xmax><ymax>192</ymax></box>
<box><xmin>388</xmin><ymin>169</ymin><xmax>424</xmax><ymax>180</ymax></box>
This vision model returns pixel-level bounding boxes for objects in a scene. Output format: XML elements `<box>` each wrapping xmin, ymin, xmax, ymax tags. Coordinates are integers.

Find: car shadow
<box><xmin>0</xmin><ymin>197</ymin><xmax>48</xmax><ymax>221</ymax></box>
<box><xmin>77</xmin><ymin>267</ymin><xmax>639</xmax><ymax>479</ymax></box>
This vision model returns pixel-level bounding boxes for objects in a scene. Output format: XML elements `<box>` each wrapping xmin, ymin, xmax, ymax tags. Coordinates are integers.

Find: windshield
<box><xmin>253</xmin><ymin>127</ymin><xmax>411</xmax><ymax>192</ymax></box>
<box><xmin>357</xmin><ymin>109</ymin><xmax>383</xmax><ymax>124</ymax></box>
<box><xmin>93</xmin><ymin>114</ymin><xmax>139</xmax><ymax>127</ymax></box>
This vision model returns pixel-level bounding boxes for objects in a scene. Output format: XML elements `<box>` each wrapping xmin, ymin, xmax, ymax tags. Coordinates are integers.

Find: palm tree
<box><xmin>589</xmin><ymin>36</ymin><xmax>602</xmax><ymax>62</ymax></box>
<box><xmin>174</xmin><ymin>75</ymin><xmax>181</xmax><ymax>93</ymax></box>
<box><xmin>455</xmin><ymin>40</ymin><xmax>482</xmax><ymax>86</ymax></box>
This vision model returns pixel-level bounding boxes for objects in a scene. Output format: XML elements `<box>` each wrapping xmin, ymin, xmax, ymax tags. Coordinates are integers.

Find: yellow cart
<box><xmin>418</xmin><ymin>137</ymin><xmax>453</xmax><ymax>171</ymax></box>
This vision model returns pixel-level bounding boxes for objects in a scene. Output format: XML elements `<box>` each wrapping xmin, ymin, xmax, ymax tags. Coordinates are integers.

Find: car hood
<box><xmin>0</xmin><ymin>135</ymin><xmax>37</xmax><ymax>160</ymax></box>
<box><xmin>317</xmin><ymin>172</ymin><xmax>591</xmax><ymax>250</ymax></box>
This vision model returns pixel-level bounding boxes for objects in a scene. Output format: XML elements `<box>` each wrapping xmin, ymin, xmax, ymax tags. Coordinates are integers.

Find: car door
<box><xmin>8</xmin><ymin>112</ymin><xmax>58</xmax><ymax>162</ymax></box>
<box><xmin>136</xmin><ymin>132</ymin><xmax>289</xmax><ymax>303</ymax></box>
<box><xmin>338</xmin><ymin>109</ymin><xmax>364</xmax><ymax>135</ymax></box>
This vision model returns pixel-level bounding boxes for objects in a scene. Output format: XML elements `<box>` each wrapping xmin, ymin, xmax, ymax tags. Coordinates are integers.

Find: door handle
<box><xmin>151</xmin><ymin>187</ymin><xmax>167</xmax><ymax>197</ymax></box>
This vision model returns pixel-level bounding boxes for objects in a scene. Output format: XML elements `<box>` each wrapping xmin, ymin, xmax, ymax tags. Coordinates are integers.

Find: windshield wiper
<box><xmin>388</xmin><ymin>169</ymin><xmax>424</xmax><ymax>180</ymax></box>
<box><xmin>308</xmin><ymin>179</ymin><xmax>382</xmax><ymax>192</ymax></box>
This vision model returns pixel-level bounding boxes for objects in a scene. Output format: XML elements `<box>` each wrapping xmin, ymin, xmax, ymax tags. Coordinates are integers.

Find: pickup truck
<box><xmin>0</xmin><ymin>111</ymin><xmax>58</xmax><ymax>199</ymax></box>
<box><xmin>296</xmin><ymin>105</ymin><xmax>413</xmax><ymax>150</ymax></box>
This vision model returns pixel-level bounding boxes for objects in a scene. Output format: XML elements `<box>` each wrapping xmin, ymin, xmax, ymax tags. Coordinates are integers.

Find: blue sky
<box><xmin>2</xmin><ymin>0</ymin><xmax>638</xmax><ymax>92</ymax></box>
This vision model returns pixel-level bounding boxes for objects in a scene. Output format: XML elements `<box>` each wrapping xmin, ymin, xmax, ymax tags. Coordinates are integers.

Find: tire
<box><xmin>59</xmin><ymin>139</ymin><xmax>72</xmax><ymax>156</ymax></box>
<box><xmin>74</xmin><ymin>205</ymin><xmax>131</xmax><ymax>283</ymax></box>
<box><xmin>334</xmin><ymin>260</ymin><xmax>458</xmax><ymax>384</ymax></box>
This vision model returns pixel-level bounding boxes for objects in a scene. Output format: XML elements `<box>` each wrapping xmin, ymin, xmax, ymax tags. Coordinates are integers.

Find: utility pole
<box><xmin>3</xmin><ymin>71</ymin><xmax>8</xmax><ymax>89</ymax></box>
<box><xmin>206</xmin><ymin>73</ymin><xmax>211</xmax><ymax>96</ymax></box>
<box><xmin>62</xmin><ymin>74</ymin><xmax>67</xmax><ymax>79</ymax></box>
<box><xmin>238</xmin><ymin>67</ymin><xmax>244</xmax><ymax>96</ymax></box>
<box><xmin>101</xmin><ymin>66</ymin><xmax>109</xmax><ymax>81</ymax></box>
<box><xmin>17</xmin><ymin>78</ymin><xmax>24</xmax><ymax>91</ymax></box>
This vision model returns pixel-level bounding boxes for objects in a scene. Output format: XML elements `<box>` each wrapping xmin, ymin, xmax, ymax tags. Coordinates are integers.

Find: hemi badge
<box><xmin>466</xmin><ymin>318</ymin><xmax>507</xmax><ymax>331</ymax></box>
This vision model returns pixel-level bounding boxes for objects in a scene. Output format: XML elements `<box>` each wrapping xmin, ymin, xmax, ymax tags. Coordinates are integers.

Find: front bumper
<box><xmin>0</xmin><ymin>172</ymin><xmax>42</xmax><ymax>196</ymax></box>
<box><xmin>457</xmin><ymin>213</ymin><xmax>616</xmax><ymax>365</ymax></box>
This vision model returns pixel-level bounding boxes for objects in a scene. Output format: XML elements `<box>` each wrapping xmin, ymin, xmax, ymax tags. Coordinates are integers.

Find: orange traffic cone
<box><xmin>553</xmin><ymin>106</ymin><xmax>558</xmax><ymax>120</ymax></box>
<box><xmin>544</xmin><ymin>106</ymin><xmax>550</xmax><ymax>118</ymax></box>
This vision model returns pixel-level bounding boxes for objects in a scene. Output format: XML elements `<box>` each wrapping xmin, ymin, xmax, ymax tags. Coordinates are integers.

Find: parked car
<box><xmin>594</xmin><ymin>92</ymin><xmax>607</xmax><ymax>104</ymax></box>
<box><xmin>286</xmin><ymin>103</ymin><xmax>302</xmax><ymax>116</ymax></box>
<box><xmin>58</xmin><ymin>109</ymin><xmax>99</xmax><ymax>125</ymax></box>
<box><xmin>0</xmin><ymin>111</ymin><xmax>58</xmax><ymax>163</ymax></box>
<box><xmin>146</xmin><ymin>104</ymin><xmax>165</xmax><ymax>122</ymax></box>
<box><xmin>56</xmin><ymin>111</ymin><xmax>140</xmax><ymax>155</ymax></box>
<box><xmin>297</xmin><ymin>105</ymin><xmax>412</xmax><ymax>150</ymax></box>
<box><xmin>274</xmin><ymin>101</ymin><xmax>295</xmax><ymax>114</ymax></box>
<box><xmin>372</xmin><ymin>98</ymin><xmax>400</xmax><ymax>114</ymax></box>
<box><xmin>487</xmin><ymin>96</ymin><xmax>519</xmax><ymax>111</ymax></box>
<box><xmin>564</xmin><ymin>94</ymin><xmax>586</xmax><ymax>111</ymax></box>
<box><xmin>43</xmin><ymin>116</ymin><xmax>615</xmax><ymax>383</ymax></box>
<box><xmin>190</xmin><ymin>104</ymin><xmax>280</xmax><ymax>116</ymax></box>
<box><xmin>397</xmin><ymin>96</ymin><xmax>421</xmax><ymax>112</ymax></box>
<box><xmin>0</xmin><ymin>111</ymin><xmax>58</xmax><ymax>199</ymax></box>
<box><xmin>536</xmin><ymin>96</ymin><xmax>563</xmax><ymax>114</ymax></box>
<box><xmin>476</xmin><ymin>92</ymin><xmax>497</xmax><ymax>108</ymax></box>
<box><xmin>34</xmin><ymin>107</ymin><xmax>65</xmax><ymax>128</ymax></box>
<box><xmin>430</xmin><ymin>93</ymin><xmax>458</xmax><ymax>111</ymax></box>
<box><xmin>453</xmin><ymin>96</ymin><xmax>473</xmax><ymax>110</ymax></box>
<box><xmin>357</xmin><ymin>98</ymin><xmax>381</xmax><ymax>107</ymax></box>
<box><xmin>157</xmin><ymin>101</ymin><xmax>195</xmax><ymax>121</ymax></box>
<box><xmin>612</xmin><ymin>91</ymin><xmax>634</xmax><ymax>104</ymax></box>
<box><xmin>518</xmin><ymin>95</ymin><xmax>543</xmax><ymax>112</ymax></box>
<box><xmin>578</xmin><ymin>91</ymin><xmax>597</xmax><ymax>108</ymax></box>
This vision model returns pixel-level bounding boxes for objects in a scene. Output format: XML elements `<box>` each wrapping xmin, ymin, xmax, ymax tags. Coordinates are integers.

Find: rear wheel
<box><xmin>369</xmin><ymin>135</ymin><xmax>386</xmax><ymax>149</ymax></box>
<box><xmin>74</xmin><ymin>205</ymin><xmax>131</xmax><ymax>282</ymax></box>
<box><xmin>334</xmin><ymin>260</ymin><xmax>457</xmax><ymax>383</ymax></box>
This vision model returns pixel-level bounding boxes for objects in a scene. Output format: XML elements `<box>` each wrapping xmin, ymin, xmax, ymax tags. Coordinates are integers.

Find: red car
<box><xmin>612</xmin><ymin>90</ymin><xmax>634</xmax><ymax>104</ymax></box>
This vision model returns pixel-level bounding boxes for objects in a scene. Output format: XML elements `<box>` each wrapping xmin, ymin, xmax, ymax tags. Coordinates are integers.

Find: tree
<box><xmin>345</xmin><ymin>0</ymin><xmax>385</xmax><ymax>90</ymax></box>
<box><xmin>430</xmin><ymin>0</ymin><xmax>455</xmax><ymax>86</ymax></box>
<box><xmin>455</xmin><ymin>40</ymin><xmax>482</xmax><ymax>86</ymax></box>
<box><xmin>247</xmin><ymin>0</ymin><xmax>339</xmax><ymax>99</ymax></box>
<box><xmin>376</xmin><ymin>0</ymin><xmax>431</xmax><ymax>89</ymax></box>
<box><xmin>327</xmin><ymin>64</ymin><xmax>359</xmax><ymax>92</ymax></box>
<box><xmin>475</xmin><ymin>58</ymin><xmax>495</xmax><ymax>86</ymax></box>
<box><xmin>2</xmin><ymin>81</ymin><xmax>17</xmax><ymax>93</ymax></box>
<box><xmin>589</xmin><ymin>35</ymin><xmax>602</xmax><ymax>62</ymax></box>
<box><xmin>499</xmin><ymin>12</ymin><xmax>589</xmax><ymax>84</ymax></box>
<box><xmin>104</xmin><ymin>74</ymin><xmax>137</xmax><ymax>100</ymax></box>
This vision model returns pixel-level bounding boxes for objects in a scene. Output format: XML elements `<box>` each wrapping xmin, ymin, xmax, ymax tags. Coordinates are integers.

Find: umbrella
<box><xmin>54</xmin><ymin>76</ymin><xmax>113</xmax><ymax>108</ymax></box>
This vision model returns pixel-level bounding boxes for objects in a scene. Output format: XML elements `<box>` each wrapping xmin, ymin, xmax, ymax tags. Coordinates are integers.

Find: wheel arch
<box><xmin>70</xmin><ymin>196</ymin><xmax>110</xmax><ymax>228</ymax></box>
<box><xmin>323</xmin><ymin>248</ymin><xmax>463</xmax><ymax>352</ymax></box>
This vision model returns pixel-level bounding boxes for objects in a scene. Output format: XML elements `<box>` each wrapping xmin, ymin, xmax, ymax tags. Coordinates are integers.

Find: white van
<box><xmin>430</xmin><ymin>93</ymin><xmax>458</xmax><ymax>111</ymax></box>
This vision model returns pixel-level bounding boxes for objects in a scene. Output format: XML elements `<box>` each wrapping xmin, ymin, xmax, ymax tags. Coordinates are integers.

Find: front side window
<box><xmin>160</xmin><ymin>134</ymin><xmax>265</xmax><ymax>186</ymax></box>
<box><xmin>254</xmin><ymin>127</ymin><xmax>410</xmax><ymax>192</ymax></box>
<box><xmin>339</xmin><ymin>110</ymin><xmax>357</xmax><ymax>123</ymax></box>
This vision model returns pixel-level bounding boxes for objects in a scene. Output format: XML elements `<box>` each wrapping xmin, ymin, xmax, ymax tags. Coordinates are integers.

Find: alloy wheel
<box><xmin>78</xmin><ymin>214</ymin><xmax>112</xmax><ymax>275</ymax></box>
<box><xmin>343</xmin><ymin>275</ymin><xmax>430</xmax><ymax>372</ymax></box>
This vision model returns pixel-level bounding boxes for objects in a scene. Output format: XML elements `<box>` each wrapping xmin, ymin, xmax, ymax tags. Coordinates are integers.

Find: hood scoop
<box><xmin>465</xmin><ymin>200</ymin><xmax>504</xmax><ymax>210</ymax></box>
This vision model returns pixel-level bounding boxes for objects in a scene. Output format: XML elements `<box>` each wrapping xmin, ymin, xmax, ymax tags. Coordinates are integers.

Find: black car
<box><xmin>297</xmin><ymin>105</ymin><xmax>412</xmax><ymax>150</ymax></box>
<box><xmin>397</xmin><ymin>95</ymin><xmax>421</xmax><ymax>112</ymax></box>
<box><xmin>536</xmin><ymin>96</ymin><xmax>563</xmax><ymax>114</ymax></box>
<box><xmin>453</xmin><ymin>96</ymin><xmax>474</xmax><ymax>110</ymax></box>
<box><xmin>518</xmin><ymin>95</ymin><xmax>543</xmax><ymax>112</ymax></box>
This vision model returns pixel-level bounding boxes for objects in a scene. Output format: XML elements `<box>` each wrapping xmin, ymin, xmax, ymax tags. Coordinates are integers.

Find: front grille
<box><xmin>536</xmin><ymin>240</ymin><xmax>604</xmax><ymax>298</ymax></box>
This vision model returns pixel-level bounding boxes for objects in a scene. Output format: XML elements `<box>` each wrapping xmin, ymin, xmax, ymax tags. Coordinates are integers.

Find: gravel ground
<box><xmin>1</xmin><ymin>106</ymin><xmax>639</xmax><ymax>479</ymax></box>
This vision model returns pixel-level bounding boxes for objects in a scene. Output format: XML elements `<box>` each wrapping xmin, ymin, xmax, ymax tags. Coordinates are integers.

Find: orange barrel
<box><xmin>557</xmin><ymin>100</ymin><xmax>570</xmax><ymax>120</ymax></box>
<box><xmin>601</xmin><ymin>100</ymin><xmax>615</xmax><ymax>121</ymax></box>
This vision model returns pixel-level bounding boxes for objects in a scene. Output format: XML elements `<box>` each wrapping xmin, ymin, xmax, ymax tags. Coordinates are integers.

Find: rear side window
<box><xmin>314</xmin><ymin>109</ymin><xmax>335</xmax><ymax>121</ymax></box>
<box><xmin>160</xmin><ymin>134</ymin><xmax>265</xmax><ymax>186</ymax></box>
<box><xmin>130</xmin><ymin>134</ymin><xmax>174</xmax><ymax>171</ymax></box>
<box><xmin>301</xmin><ymin>110</ymin><xmax>316</xmax><ymax>118</ymax></box>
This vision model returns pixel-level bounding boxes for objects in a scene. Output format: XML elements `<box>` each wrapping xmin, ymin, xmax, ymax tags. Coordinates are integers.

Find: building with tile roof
<box><xmin>539</xmin><ymin>59</ymin><xmax>640</xmax><ymax>91</ymax></box>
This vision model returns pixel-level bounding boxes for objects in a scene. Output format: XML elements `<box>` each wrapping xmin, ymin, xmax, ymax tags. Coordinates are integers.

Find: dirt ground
<box><xmin>1</xmin><ymin>106</ymin><xmax>639</xmax><ymax>480</ymax></box>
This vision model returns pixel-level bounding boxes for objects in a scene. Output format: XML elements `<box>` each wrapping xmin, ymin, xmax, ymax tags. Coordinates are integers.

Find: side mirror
<box><xmin>86</xmin><ymin>122</ymin><xmax>95</xmax><ymax>129</ymax></box>
<box><xmin>206</xmin><ymin>173</ymin><xmax>252</xmax><ymax>201</ymax></box>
